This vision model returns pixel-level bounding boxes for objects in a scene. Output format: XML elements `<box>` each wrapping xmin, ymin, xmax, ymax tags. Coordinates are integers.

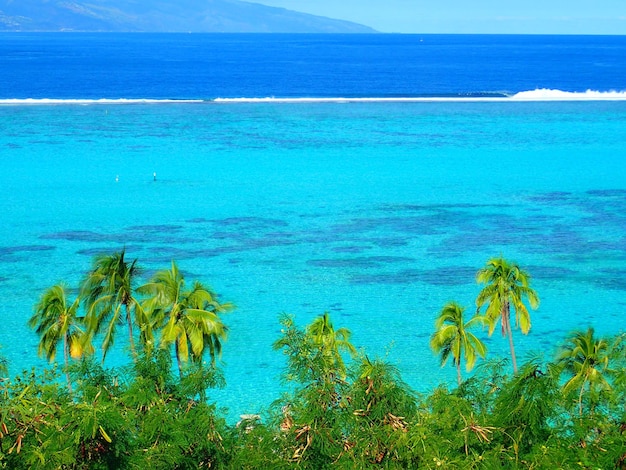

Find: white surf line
<box><xmin>214</xmin><ymin>96</ymin><xmax>626</xmax><ymax>103</ymax></box>
<box><xmin>214</xmin><ymin>90</ymin><xmax>626</xmax><ymax>103</ymax></box>
<box><xmin>213</xmin><ymin>97</ymin><xmax>512</xmax><ymax>103</ymax></box>
<box><xmin>0</xmin><ymin>98</ymin><xmax>206</xmax><ymax>105</ymax></box>
<box><xmin>3</xmin><ymin>90</ymin><xmax>626</xmax><ymax>105</ymax></box>
<box><xmin>511</xmin><ymin>89</ymin><xmax>626</xmax><ymax>101</ymax></box>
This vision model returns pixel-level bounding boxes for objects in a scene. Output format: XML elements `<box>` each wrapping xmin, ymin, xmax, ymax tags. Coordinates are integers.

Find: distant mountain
<box><xmin>0</xmin><ymin>0</ymin><xmax>376</xmax><ymax>33</ymax></box>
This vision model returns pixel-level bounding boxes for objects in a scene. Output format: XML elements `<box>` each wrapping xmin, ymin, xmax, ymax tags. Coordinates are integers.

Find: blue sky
<box><xmin>251</xmin><ymin>0</ymin><xmax>626</xmax><ymax>34</ymax></box>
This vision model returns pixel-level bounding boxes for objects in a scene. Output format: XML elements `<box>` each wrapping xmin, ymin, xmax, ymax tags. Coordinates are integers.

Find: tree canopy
<box><xmin>11</xmin><ymin>252</ymin><xmax>624</xmax><ymax>468</ymax></box>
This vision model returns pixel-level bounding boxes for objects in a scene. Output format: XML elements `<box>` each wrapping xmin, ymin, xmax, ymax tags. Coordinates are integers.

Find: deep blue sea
<box><xmin>3</xmin><ymin>33</ymin><xmax>626</xmax><ymax>99</ymax></box>
<box><xmin>1</xmin><ymin>33</ymin><xmax>626</xmax><ymax>420</ymax></box>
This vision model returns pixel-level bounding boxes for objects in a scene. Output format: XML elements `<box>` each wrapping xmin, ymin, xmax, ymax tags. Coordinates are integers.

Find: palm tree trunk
<box><xmin>198</xmin><ymin>361</ymin><xmax>207</xmax><ymax>403</ymax></box>
<box><xmin>456</xmin><ymin>360</ymin><xmax>462</xmax><ymax>386</ymax></box>
<box><xmin>578</xmin><ymin>383</ymin><xmax>585</xmax><ymax>416</ymax></box>
<box><xmin>175</xmin><ymin>340</ymin><xmax>183</xmax><ymax>379</ymax></box>
<box><xmin>507</xmin><ymin>328</ymin><xmax>518</xmax><ymax>374</ymax></box>
<box><xmin>126</xmin><ymin>303</ymin><xmax>136</xmax><ymax>361</ymax></box>
<box><xmin>503</xmin><ymin>304</ymin><xmax>518</xmax><ymax>374</ymax></box>
<box><xmin>63</xmin><ymin>334</ymin><xmax>73</xmax><ymax>394</ymax></box>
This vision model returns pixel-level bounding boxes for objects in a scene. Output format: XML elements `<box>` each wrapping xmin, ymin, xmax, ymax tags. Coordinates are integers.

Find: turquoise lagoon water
<box><xmin>1</xmin><ymin>100</ymin><xmax>626</xmax><ymax>418</ymax></box>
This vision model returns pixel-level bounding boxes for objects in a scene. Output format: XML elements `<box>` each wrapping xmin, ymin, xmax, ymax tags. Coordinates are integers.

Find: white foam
<box><xmin>213</xmin><ymin>97</ymin><xmax>510</xmax><ymax>103</ymax></box>
<box><xmin>510</xmin><ymin>89</ymin><xmax>626</xmax><ymax>101</ymax></box>
<box><xmin>215</xmin><ymin>91</ymin><xmax>626</xmax><ymax>103</ymax></box>
<box><xmin>2</xmin><ymin>90</ymin><xmax>626</xmax><ymax>105</ymax></box>
<box><xmin>0</xmin><ymin>98</ymin><xmax>205</xmax><ymax>105</ymax></box>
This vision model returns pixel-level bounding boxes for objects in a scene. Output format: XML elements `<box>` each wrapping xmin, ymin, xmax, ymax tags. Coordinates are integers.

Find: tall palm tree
<box><xmin>81</xmin><ymin>249</ymin><xmax>143</xmax><ymax>362</ymax></box>
<box><xmin>139</xmin><ymin>261</ymin><xmax>232</xmax><ymax>378</ymax></box>
<box><xmin>476</xmin><ymin>256</ymin><xmax>539</xmax><ymax>373</ymax></box>
<box><xmin>306</xmin><ymin>312</ymin><xmax>356</xmax><ymax>379</ymax></box>
<box><xmin>430</xmin><ymin>302</ymin><xmax>487</xmax><ymax>385</ymax></box>
<box><xmin>557</xmin><ymin>327</ymin><xmax>611</xmax><ymax>416</ymax></box>
<box><xmin>28</xmin><ymin>284</ymin><xmax>93</xmax><ymax>392</ymax></box>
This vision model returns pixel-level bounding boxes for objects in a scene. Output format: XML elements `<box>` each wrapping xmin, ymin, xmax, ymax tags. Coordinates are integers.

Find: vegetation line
<box><xmin>0</xmin><ymin>252</ymin><xmax>622</xmax><ymax>468</ymax></box>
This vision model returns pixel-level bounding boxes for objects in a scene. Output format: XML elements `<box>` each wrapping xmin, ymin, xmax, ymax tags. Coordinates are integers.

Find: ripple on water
<box><xmin>378</xmin><ymin>202</ymin><xmax>507</xmax><ymax>212</ymax></box>
<box><xmin>530</xmin><ymin>227</ymin><xmax>589</xmax><ymax>255</ymax></box>
<box><xmin>41</xmin><ymin>228</ymin><xmax>203</xmax><ymax>246</ymax></box>
<box><xmin>215</xmin><ymin>237</ymin><xmax>297</xmax><ymax>254</ymax></box>
<box><xmin>585</xmin><ymin>189</ymin><xmax>626</xmax><ymax>197</ymax></box>
<box><xmin>591</xmin><ymin>269</ymin><xmax>626</xmax><ymax>291</ymax></box>
<box><xmin>524</xmin><ymin>265</ymin><xmax>579</xmax><ymax>281</ymax></box>
<box><xmin>213</xmin><ymin>217</ymin><xmax>289</xmax><ymax>228</ymax></box>
<box><xmin>0</xmin><ymin>245</ymin><xmax>56</xmax><ymax>255</ymax></box>
<box><xmin>350</xmin><ymin>265</ymin><xmax>476</xmax><ymax>286</ymax></box>
<box><xmin>329</xmin><ymin>214</ymin><xmax>450</xmax><ymax>237</ymax></box>
<box><xmin>0</xmin><ymin>245</ymin><xmax>56</xmax><ymax>262</ymax></box>
<box><xmin>331</xmin><ymin>246</ymin><xmax>371</xmax><ymax>254</ymax></box>
<box><xmin>76</xmin><ymin>245</ymin><xmax>143</xmax><ymax>257</ymax></box>
<box><xmin>366</xmin><ymin>237</ymin><xmax>411</xmax><ymax>248</ymax></box>
<box><xmin>41</xmin><ymin>230</ymin><xmax>111</xmax><ymax>242</ymax></box>
<box><xmin>526</xmin><ymin>191</ymin><xmax>573</xmax><ymax>204</ymax></box>
<box><xmin>126</xmin><ymin>224</ymin><xmax>184</xmax><ymax>233</ymax></box>
<box><xmin>437</xmin><ymin>229</ymin><xmax>524</xmax><ymax>253</ymax></box>
<box><xmin>209</xmin><ymin>231</ymin><xmax>248</xmax><ymax>241</ymax></box>
<box><xmin>581</xmin><ymin>212</ymin><xmax>626</xmax><ymax>228</ymax></box>
<box><xmin>308</xmin><ymin>256</ymin><xmax>414</xmax><ymax>270</ymax></box>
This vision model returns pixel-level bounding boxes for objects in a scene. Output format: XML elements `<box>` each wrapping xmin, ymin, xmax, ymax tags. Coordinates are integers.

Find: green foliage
<box><xmin>138</xmin><ymin>261</ymin><xmax>233</xmax><ymax>378</ymax></box>
<box><xmin>29</xmin><ymin>284</ymin><xmax>94</xmax><ymax>392</ymax></box>
<box><xmin>343</xmin><ymin>356</ymin><xmax>419</xmax><ymax>467</ymax></box>
<box><xmin>2</xmin><ymin>327</ymin><xmax>625</xmax><ymax>468</ymax></box>
<box><xmin>121</xmin><ymin>350</ymin><xmax>229</xmax><ymax>469</ymax></box>
<box><xmin>306</xmin><ymin>312</ymin><xmax>357</xmax><ymax>379</ymax></box>
<box><xmin>491</xmin><ymin>359</ymin><xmax>560</xmax><ymax>454</ymax></box>
<box><xmin>8</xmin><ymin>254</ymin><xmax>626</xmax><ymax>468</ymax></box>
<box><xmin>476</xmin><ymin>256</ymin><xmax>539</xmax><ymax>373</ymax></box>
<box><xmin>556</xmin><ymin>327</ymin><xmax>612</xmax><ymax>416</ymax></box>
<box><xmin>0</xmin><ymin>347</ymin><xmax>7</xmax><ymax>380</ymax></box>
<box><xmin>430</xmin><ymin>302</ymin><xmax>487</xmax><ymax>385</ymax></box>
<box><xmin>271</xmin><ymin>313</ymin><xmax>351</xmax><ymax>468</ymax></box>
<box><xmin>0</xmin><ymin>368</ymin><xmax>71</xmax><ymax>469</ymax></box>
<box><xmin>81</xmin><ymin>249</ymin><xmax>144</xmax><ymax>362</ymax></box>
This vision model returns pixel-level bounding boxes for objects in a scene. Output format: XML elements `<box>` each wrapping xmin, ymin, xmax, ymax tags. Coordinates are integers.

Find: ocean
<box><xmin>1</xmin><ymin>33</ymin><xmax>625</xmax><ymax>420</ymax></box>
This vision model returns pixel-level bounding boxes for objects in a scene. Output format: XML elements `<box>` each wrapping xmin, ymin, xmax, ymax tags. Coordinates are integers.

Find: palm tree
<box><xmin>0</xmin><ymin>349</ymin><xmax>7</xmax><ymax>380</ymax></box>
<box><xmin>139</xmin><ymin>261</ymin><xmax>232</xmax><ymax>378</ymax></box>
<box><xmin>557</xmin><ymin>327</ymin><xmax>611</xmax><ymax>416</ymax></box>
<box><xmin>306</xmin><ymin>312</ymin><xmax>357</xmax><ymax>379</ymax></box>
<box><xmin>430</xmin><ymin>302</ymin><xmax>487</xmax><ymax>385</ymax></box>
<box><xmin>28</xmin><ymin>284</ymin><xmax>93</xmax><ymax>392</ymax></box>
<box><xmin>476</xmin><ymin>256</ymin><xmax>539</xmax><ymax>373</ymax></box>
<box><xmin>80</xmin><ymin>249</ymin><xmax>143</xmax><ymax>362</ymax></box>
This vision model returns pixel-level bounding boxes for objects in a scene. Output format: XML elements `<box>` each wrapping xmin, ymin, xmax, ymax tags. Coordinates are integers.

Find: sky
<box><xmin>250</xmin><ymin>0</ymin><xmax>626</xmax><ymax>34</ymax></box>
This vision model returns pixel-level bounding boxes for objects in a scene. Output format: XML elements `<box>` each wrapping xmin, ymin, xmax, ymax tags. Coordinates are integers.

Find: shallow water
<box><xmin>1</xmin><ymin>101</ymin><xmax>625</xmax><ymax>419</ymax></box>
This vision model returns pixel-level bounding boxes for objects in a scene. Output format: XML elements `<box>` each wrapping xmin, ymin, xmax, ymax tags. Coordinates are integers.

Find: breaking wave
<box><xmin>216</xmin><ymin>90</ymin><xmax>626</xmax><ymax>103</ymax></box>
<box><xmin>1</xmin><ymin>90</ymin><xmax>626</xmax><ymax>105</ymax></box>
<box><xmin>510</xmin><ymin>89</ymin><xmax>626</xmax><ymax>100</ymax></box>
<box><xmin>0</xmin><ymin>98</ymin><xmax>205</xmax><ymax>105</ymax></box>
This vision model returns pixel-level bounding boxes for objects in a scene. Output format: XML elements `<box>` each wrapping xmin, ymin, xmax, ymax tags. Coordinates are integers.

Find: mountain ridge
<box><xmin>0</xmin><ymin>0</ymin><xmax>377</xmax><ymax>33</ymax></box>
